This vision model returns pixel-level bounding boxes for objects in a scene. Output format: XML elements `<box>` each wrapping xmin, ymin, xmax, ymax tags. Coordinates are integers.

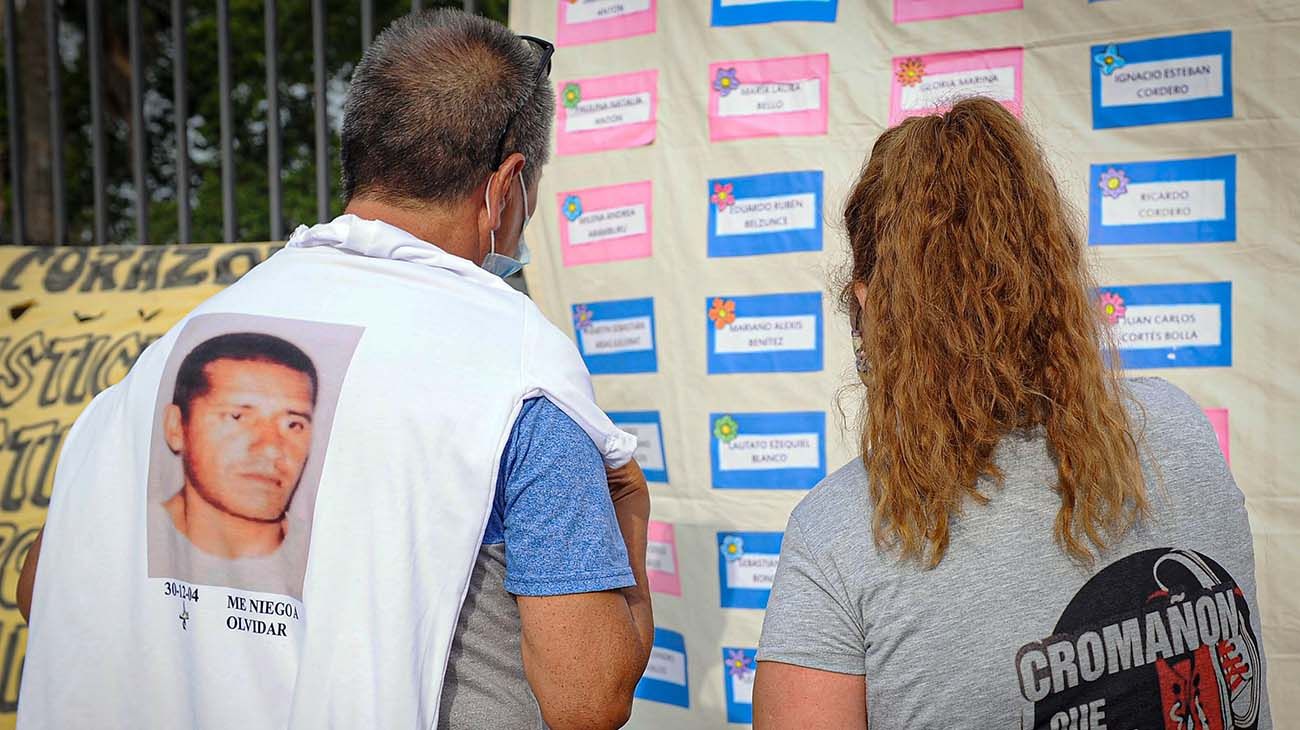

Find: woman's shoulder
<box><xmin>787</xmin><ymin>458</ymin><xmax>873</xmax><ymax>545</ymax></box>
<box><xmin>1123</xmin><ymin>375</ymin><xmax>1201</xmax><ymax>415</ymax></box>
<box><xmin>1122</xmin><ymin>376</ymin><xmax>1220</xmax><ymax>450</ymax></box>
<box><xmin>1120</xmin><ymin>377</ymin><xmax>1241</xmax><ymax>511</ymax></box>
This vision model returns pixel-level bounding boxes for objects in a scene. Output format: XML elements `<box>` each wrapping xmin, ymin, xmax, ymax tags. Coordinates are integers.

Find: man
<box><xmin>159</xmin><ymin>333</ymin><xmax>317</xmax><ymax>560</ymax></box>
<box><xmin>18</xmin><ymin>9</ymin><xmax>652</xmax><ymax>730</ymax></box>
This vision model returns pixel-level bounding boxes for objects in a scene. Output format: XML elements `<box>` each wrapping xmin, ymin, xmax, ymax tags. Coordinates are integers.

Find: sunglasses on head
<box><xmin>492</xmin><ymin>35</ymin><xmax>555</xmax><ymax>167</ymax></box>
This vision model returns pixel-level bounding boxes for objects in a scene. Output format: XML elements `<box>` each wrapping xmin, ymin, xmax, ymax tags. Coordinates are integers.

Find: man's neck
<box><xmin>164</xmin><ymin>485</ymin><xmax>285</xmax><ymax>559</ymax></box>
<box><xmin>343</xmin><ymin>196</ymin><xmax>481</xmax><ymax>263</ymax></box>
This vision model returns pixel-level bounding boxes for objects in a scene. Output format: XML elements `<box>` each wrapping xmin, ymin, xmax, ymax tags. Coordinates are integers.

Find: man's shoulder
<box><xmin>508</xmin><ymin>397</ymin><xmax>601</xmax><ymax>466</ymax></box>
<box><xmin>519</xmin><ymin>299</ymin><xmax>581</xmax><ymax>359</ymax></box>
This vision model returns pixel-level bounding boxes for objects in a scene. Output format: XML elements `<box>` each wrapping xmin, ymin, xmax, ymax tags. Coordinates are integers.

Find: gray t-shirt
<box><xmin>439</xmin><ymin>543</ymin><xmax>543</xmax><ymax>729</ymax></box>
<box><xmin>758</xmin><ymin>378</ymin><xmax>1271</xmax><ymax>729</ymax></box>
<box><xmin>436</xmin><ymin>397</ymin><xmax>634</xmax><ymax>729</ymax></box>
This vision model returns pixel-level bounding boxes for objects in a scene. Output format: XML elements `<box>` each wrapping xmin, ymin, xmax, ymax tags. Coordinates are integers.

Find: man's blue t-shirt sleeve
<box><xmin>484</xmin><ymin>397</ymin><xmax>635</xmax><ymax>597</ymax></box>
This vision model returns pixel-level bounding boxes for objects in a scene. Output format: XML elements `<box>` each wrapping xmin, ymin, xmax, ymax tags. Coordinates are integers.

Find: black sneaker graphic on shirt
<box><xmin>1014</xmin><ymin>548</ymin><xmax>1261</xmax><ymax>730</ymax></box>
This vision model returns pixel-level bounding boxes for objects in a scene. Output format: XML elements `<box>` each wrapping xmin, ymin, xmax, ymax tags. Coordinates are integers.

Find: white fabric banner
<box><xmin>513</xmin><ymin>2</ymin><xmax>1300</xmax><ymax>727</ymax></box>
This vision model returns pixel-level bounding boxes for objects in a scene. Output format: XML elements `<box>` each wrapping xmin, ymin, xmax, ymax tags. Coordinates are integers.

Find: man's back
<box><xmin>18</xmin><ymin>217</ymin><xmax>637</xmax><ymax>729</ymax></box>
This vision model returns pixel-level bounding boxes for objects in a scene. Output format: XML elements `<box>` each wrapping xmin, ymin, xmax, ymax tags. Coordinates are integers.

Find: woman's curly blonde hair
<box><xmin>843</xmin><ymin>97</ymin><xmax>1146</xmax><ymax>567</ymax></box>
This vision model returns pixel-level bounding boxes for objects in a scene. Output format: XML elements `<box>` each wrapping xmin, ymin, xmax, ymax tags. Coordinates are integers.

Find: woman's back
<box><xmin>758</xmin><ymin>377</ymin><xmax>1270</xmax><ymax>728</ymax></box>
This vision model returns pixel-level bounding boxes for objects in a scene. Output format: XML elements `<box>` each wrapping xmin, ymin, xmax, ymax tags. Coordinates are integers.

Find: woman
<box><xmin>753</xmin><ymin>98</ymin><xmax>1270</xmax><ymax>729</ymax></box>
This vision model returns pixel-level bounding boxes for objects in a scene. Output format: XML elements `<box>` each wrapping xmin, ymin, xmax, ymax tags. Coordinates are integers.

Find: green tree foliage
<box><xmin>1</xmin><ymin>0</ymin><xmax>508</xmax><ymax>245</ymax></box>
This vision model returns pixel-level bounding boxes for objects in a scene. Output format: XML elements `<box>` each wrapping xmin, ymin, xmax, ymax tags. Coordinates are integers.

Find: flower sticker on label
<box><xmin>573</xmin><ymin>303</ymin><xmax>594</xmax><ymax>331</ymax></box>
<box><xmin>713</xmin><ymin>415</ymin><xmax>740</xmax><ymax>444</ymax></box>
<box><xmin>707</xmin><ymin>170</ymin><xmax>823</xmax><ymax>258</ymax></box>
<box><xmin>562</xmin><ymin>83</ymin><xmax>582</xmax><ymax>110</ymax></box>
<box><xmin>1088</xmin><ymin>155</ymin><xmax>1236</xmax><ymax>245</ymax></box>
<box><xmin>711</xmin><ymin>182</ymin><xmax>735</xmax><ymax>211</ymax></box>
<box><xmin>556</xmin><ymin>180</ymin><xmax>652</xmax><ymax>266</ymax></box>
<box><xmin>707</xmin><ymin>292</ymin><xmax>823</xmax><ymax>374</ymax></box>
<box><xmin>562</xmin><ymin>194</ymin><xmax>584</xmax><ymax>221</ymax></box>
<box><xmin>1203</xmin><ymin>407</ymin><xmax>1230</xmax><ymax>465</ymax></box>
<box><xmin>572</xmin><ymin>297</ymin><xmax>658</xmax><ymax>374</ymax></box>
<box><xmin>710</xmin><ymin>411</ymin><xmax>826</xmax><ymax>489</ymax></box>
<box><xmin>1098</xmin><ymin>292</ymin><xmax>1125</xmax><ymax>325</ymax></box>
<box><xmin>890</xmin><ymin>47</ymin><xmax>1023</xmax><ymax>125</ymax></box>
<box><xmin>646</xmin><ymin>521</ymin><xmax>681</xmax><ymax>595</ymax></box>
<box><xmin>709</xmin><ymin>53</ymin><xmax>829</xmax><ymax>142</ymax></box>
<box><xmin>722</xmin><ymin>647</ymin><xmax>758</xmax><ymax>724</ymax></box>
<box><xmin>635</xmin><ymin>628</ymin><xmax>690</xmax><ymax>708</ymax></box>
<box><xmin>714</xmin><ymin>67</ymin><xmax>740</xmax><ymax>97</ymax></box>
<box><xmin>557</xmin><ymin>69</ymin><xmax>658</xmax><ymax>156</ymax></box>
<box><xmin>1091</xmin><ymin>30</ymin><xmax>1232</xmax><ymax>129</ymax></box>
<box><xmin>1099</xmin><ymin>282</ymin><xmax>1231</xmax><ymax>369</ymax></box>
<box><xmin>711</xmin><ymin>0</ymin><xmax>838</xmax><ymax>27</ymax></box>
<box><xmin>896</xmin><ymin>57</ymin><xmax>926</xmax><ymax>87</ymax></box>
<box><xmin>893</xmin><ymin>0</ymin><xmax>1022</xmax><ymax>23</ymax></box>
<box><xmin>1095</xmin><ymin>44</ymin><xmax>1125</xmax><ymax>76</ymax></box>
<box><xmin>720</xmin><ymin>535</ymin><xmax>744</xmax><ymax>561</ymax></box>
<box><xmin>717</xmin><ymin>531</ymin><xmax>783</xmax><ymax>609</ymax></box>
<box><xmin>609</xmin><ymin>410</ymin><xmax>669</xmax><ymax>483</ymax></box>
<box><xmin>708</xmin><ymin>298</ymin><xmax>737</xmax><ymax>330</ymax></box>
<box><xmin>555</xmin><ymin>0</ymin><xmax>655</xmax><ymax>47</ymax></box>
<box><xmin>1098</xmin><ymin>168</ymin><xmax>1129</xmax><ymax>198</ymax></box>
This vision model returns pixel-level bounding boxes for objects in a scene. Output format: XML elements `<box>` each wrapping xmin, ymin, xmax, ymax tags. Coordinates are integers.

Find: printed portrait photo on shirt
<box><xmin>146</xmin><ymin>313</ymin><xmax>363</xmax><ymax>600</ymax></box>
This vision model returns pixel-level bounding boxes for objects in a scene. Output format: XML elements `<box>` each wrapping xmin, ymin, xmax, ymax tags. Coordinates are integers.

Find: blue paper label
<box><xmin>609</xmin><ymin>410</ymin><xmax>669</xmax><ymax>483</ymax></box>
<box><xmin>721</xmin><ymin>647</ymin><xmax>758</xmax><ymax>724</ymax></box>
<box><xmin>708</xmin><ymin>171</ymin><xmax>823</xmax><ymax>258</ymax></box>
<box><xmin>711</xmin><ymin>0</ymin><xmax>837</xmax><ymax>26</ymax></box>
<box><xmin>572</xmin><ymin>297</ymin><xmax>658</xmax><ymax>375</ymax></box>
<box><xmin>1089</xmin><ymin>155</ymin><xmax>1236</xmax><ymax>245</ymax></box>
<box><xmin>717</xmin><ymin>531</ymin><xmax>783</xmax><ymax>609</ymax></box>
<box><xmin>710</xmin><ymin>411</ymin><xmax>826</xmax><ymax>490</ymax></box>
<box><xmin>707</xmin><ymin>292</ymin><xmax>823</xmax><ymax>374</ymax></box>
<box><xmin>635</xmin><ymin>628</ymin><xmax>691</xmax><ymax>708</ymax></box>
<box><xmin>1091</xmin><ymin>30</ymin><xmax>1232</xmax><ymax>129</ymax></box>
<box><xmin>1098</xmin><ymin>282</ymin><xmax>1232</xmax><ymax>369</ymax></box>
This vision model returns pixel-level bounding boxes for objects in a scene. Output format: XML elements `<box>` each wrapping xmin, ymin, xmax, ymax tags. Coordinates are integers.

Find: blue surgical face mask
<box><xmin>481</xmin><ymin>172</ymin><xmax>532</xmax><ymax>279</ymax></box>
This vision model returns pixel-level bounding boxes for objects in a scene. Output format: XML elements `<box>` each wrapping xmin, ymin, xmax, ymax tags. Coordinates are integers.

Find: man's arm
<box><xmin>607</xmin><ymin>458</ymin><xmax>655</xmax><ymax>661</ymax></box>
<box><xmin>516</xmin><ymin>459</ymin><xmax>653</xmax><ymax>730</ymax></box>
<box><xmin>18</xmin><ymin>527</ymin><xmax>43</xmax><ymax>622</ymax></box>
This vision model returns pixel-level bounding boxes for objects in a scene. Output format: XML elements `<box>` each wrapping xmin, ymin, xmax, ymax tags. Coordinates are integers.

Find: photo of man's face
<box><xmin>160</xmin><ymin>332</ymin><xmax>320</xmax><ymax>560</ymax></box>
<box><xmin>166</xmin><ymin>358</ymin><xmax>315</xmax><ymax>523</ymax></box>
<box><xmin>148</xmin><ymin>318</ymin><xmax>361</xmax><ymax>598</ymax></box>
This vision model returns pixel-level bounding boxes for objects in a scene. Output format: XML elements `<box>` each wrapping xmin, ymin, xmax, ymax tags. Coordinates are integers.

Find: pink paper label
<box><xmin>647</xmin><ymin>521</ymin><xmax>681</xmax><ymax>596</ymax></box>
<box><xmin>1204</xmin><ymin>407</ymin><xmax>1229</xmax><ymax>465</ymax></box>
<box><xmin>556</xmin><ymin>70</ymin><xmax>658</xmax><ymax>156</ymax></box>
<box><xmin>893</xmin><ymin>0</ymin><xmax>1022</xmax><ymax>23</ymax></box>
<box><xmin>557</xmin><ymin>181</ymin><xmax>653</xmax><ymax>266</ymax></box>
<box><xmin>555</xmin><ymin>0</ymin><xmax>656</xmax><ymax>47</ymax></box>
<box><xmin>889</xmin><ymin>47</ymin><xmax>1023</xmax><ymax>125</ymax></box>
<box><xmin>708</xmin><ymin>54</ymin><xmax>829</xmax><ymax>142</ymax></box>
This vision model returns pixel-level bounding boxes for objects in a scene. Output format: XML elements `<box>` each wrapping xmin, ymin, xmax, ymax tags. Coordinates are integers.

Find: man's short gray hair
<box><xmin>341</xmin><ymin>9</ymin><xmax>554</xmax><ymax>205</ymax></box>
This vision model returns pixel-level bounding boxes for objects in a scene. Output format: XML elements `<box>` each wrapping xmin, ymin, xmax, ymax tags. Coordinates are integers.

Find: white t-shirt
<box><xmin>19</xmin><ymin>215</ymin><xmax>635</xmax><ymax>729</ymax></box>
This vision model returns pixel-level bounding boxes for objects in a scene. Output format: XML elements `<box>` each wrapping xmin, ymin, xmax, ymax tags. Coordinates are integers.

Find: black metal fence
<box><xmin>0</xmin><ymin>0</ymin><xmax>500</xmax><ymax>246</ymax></box>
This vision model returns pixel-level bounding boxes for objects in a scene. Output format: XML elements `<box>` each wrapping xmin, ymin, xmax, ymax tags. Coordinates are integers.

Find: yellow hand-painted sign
<box><xmin>0</xmin><ymin>243</ymin><xmax>276</xmax><ymax>723</ymax></box>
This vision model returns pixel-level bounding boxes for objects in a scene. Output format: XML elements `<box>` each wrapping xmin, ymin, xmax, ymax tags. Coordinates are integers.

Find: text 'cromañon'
<box><xmin>1015</xmin><ymin>585</ymin><xmax>1245</xmax><ymax>702</ymax></box>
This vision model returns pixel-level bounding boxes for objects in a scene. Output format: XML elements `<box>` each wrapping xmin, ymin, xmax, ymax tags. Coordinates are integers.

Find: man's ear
<box><xmin>482</xmin><ymin>174</ymin><xmax>506</xmax><ymax>233</ymax></box>
<box><xmin>495</xmin><ymin>154</ymin><xmax>529</xmax><ymax>215</ymax></box>
<box><xmin>484</xmin><ymin>153</ymin><xmax>527</xmax><ymax>229</ymax></box>
<box><xmin>163</xmin><ymin>404</ymin><xmax>186</xmax><ymax>455</ymax></box>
